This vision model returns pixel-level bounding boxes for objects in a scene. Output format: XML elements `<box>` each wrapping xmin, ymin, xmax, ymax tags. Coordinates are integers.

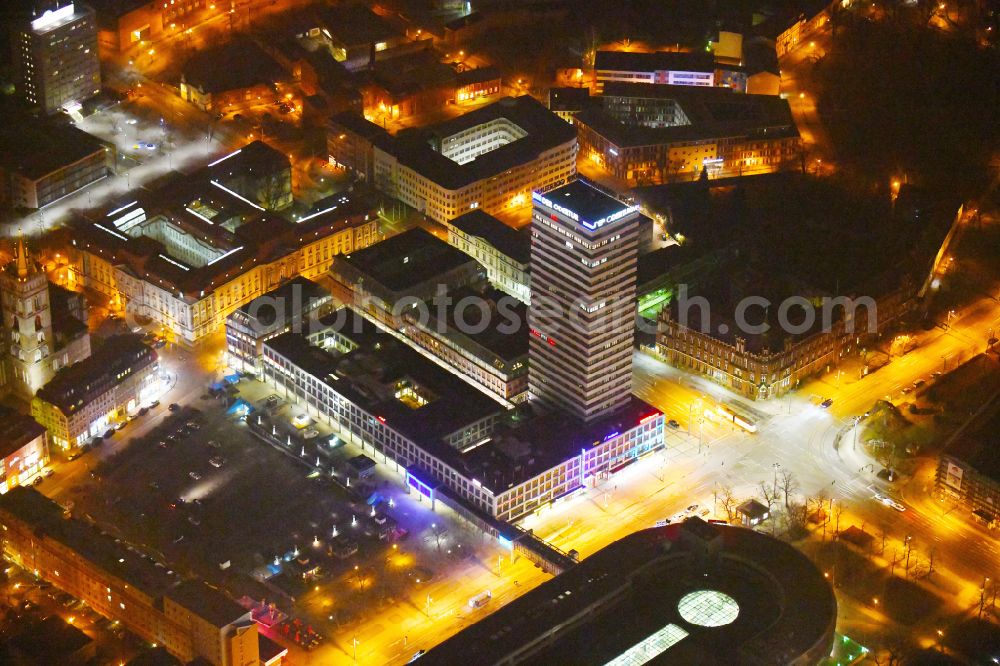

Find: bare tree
<box><xmin>873</xmin><ymin>442</ymin><xmax>897</xmax><ymax>478</ymax></box>
<box><xmin>878</xmin><ymin>524</ymin><xmax>889</xmax><ymax>556</ymax></box>
<box><xmin>718</xmin><ymin>485</ymin><xmax>739</xmax><ymax>523</ymax></box>
<box><xmin>778</xmin><ymin>469</ymin><xmax>799</xmax><ymax>509</ymax></box>
<box><xmin>758</xmin><ymin>481</ymin><xmax>779</xmax><ymax>513</ymax></box>
<box><xmin>889</xmin><ymin>547</ymin><xmax>902</xmax><ymax>576</ymax></box>
<box><xmin>810</xmin><ymin>490</ymin><xmax>829</xmax><ymax>523</ymax></box>
<box><xmin>833</xmin><ymin>501</ymin><xmax>846</xmax><ymax>539</ymax></box>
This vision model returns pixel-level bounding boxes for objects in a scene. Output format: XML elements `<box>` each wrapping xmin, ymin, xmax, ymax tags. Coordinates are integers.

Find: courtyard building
<box><xmin>576</xmin><ymin>83</ymin><xmax>801</xmax><ymax>185</ymax></box>
<box><xmin>71</xmin><ymin>148</ymin><xmax>378</xmax><ymax>345</ymax></box>
<box><xmin>330</xmin><ymin>96</ymin><xmax>578</xmax><ymax>224</ymax></box>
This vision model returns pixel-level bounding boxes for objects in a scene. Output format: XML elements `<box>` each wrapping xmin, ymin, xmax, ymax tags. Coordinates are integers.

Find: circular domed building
<box><xmin>425</xmin><ymin>517</ymin><xmax>837</xmax><ymax>665</ymax></box>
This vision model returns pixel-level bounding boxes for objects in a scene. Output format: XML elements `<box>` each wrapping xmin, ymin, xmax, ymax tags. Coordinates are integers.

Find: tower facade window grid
<box><xmin>528</xmin><ymin>180</ymin><xmax>640</xmax><ymax>422</ymax></box>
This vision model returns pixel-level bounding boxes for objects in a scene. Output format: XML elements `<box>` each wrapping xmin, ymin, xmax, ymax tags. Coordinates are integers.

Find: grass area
<box><xmin>862</xmin><ymin>400</ymin><xmax>933</xmax><ymax>470</ymax></box>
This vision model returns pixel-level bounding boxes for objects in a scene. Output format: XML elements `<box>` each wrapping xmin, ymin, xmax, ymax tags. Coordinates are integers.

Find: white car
<box><xmin>874</xmin><ymin>492</ymin><xmax>905</xmax><ymax>512</ymax></box>
<box><xmin>188</xmin><ymin>471</ymin><xmax>201</xmax><ymax>481</ymax></box>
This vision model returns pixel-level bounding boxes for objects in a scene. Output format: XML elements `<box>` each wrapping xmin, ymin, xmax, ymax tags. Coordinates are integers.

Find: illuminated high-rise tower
<box><xmin>528</xmin><ymin>179</ymin><xmax>640</xmax><ymax>422</ymax></box>
<box><xmin>12</xmin><ymin>2</ymin><xmax>100</xmax><ymax>114</ymax></box>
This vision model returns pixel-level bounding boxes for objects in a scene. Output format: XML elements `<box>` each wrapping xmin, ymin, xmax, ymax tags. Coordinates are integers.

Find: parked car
<box><xmin>667</xmin><ymin>419</ymin><xmax>680</xmax><ymax>429</ymax></box>
<box><xmin>188</xmin><ymin>471</ymin><xmax>201</xmax><ymax>481</ymax></box>
<box><xmin>169</xmin><ymin>403</ymin><xmax>181</xmax><ymax>412</ymax></box>
<box><xmin>209</xmin><ymin>456</ymin><xmax>225</xmax><ymax>468</ymax></box>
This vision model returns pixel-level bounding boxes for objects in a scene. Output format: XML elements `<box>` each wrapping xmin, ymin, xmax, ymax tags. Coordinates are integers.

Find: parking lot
<box><xmin>53</xmin><ymin>375</ymin><xmax>501</xmax><ymax>661</ymax></box>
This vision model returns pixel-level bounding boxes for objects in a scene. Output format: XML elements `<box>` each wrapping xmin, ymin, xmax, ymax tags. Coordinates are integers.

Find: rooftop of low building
<box><xmin>0</xmin><ymin>488</ymin><xmax>249</xmax><ymax>629</ymax></box>
<box><xmin>234</xmin><ymin>276</ymin><xmax>330</xmax><ymax>326</ymax></box>
<box><xmin>459</xmin><ymin>396</ymin><xmax>660</xmax><ymax>495</ymax></box>
<box><xmin>944</xmin><ymin>397</ymin><xmax>1000</xmax><ymax>484</ymax></box>
<box><xmin>333</xmin><ymin>228</ymin><xmax>477</xmax><ymax>293</ymax></box>
<box><xmin>578</xmin><ymin>84</ymin><xmax>799</xmax><ymax>146</ymax></box>
<box><xmin>381</xmin><ymin>96</ymin><xmax>577</xmax><ymax>190</ymax></box>
<box><xmin>414</xmin><ymin>283</ymin><xmax>529</xmax><ymax>364</ymax></box>
<box><xmin>71</xmin><ymin>175</ymin><xmax>374</xmax><ymax>300</ymax></box>
<box><xmin>315</xmin><ymin>2</ymin><xmax>402</xmax><ymax>46</ymax></box>
<box><xmin>449</xmin><ymin>210</ymin><xmax>530</xmax><ymax>264</ymax></box>
<box><xmin>594</xmin><ymin>49</ymin><xmax>716</xmax><ymax>72</ymax></box>
<box><xmin>167</xmin><ymin>580</ymin><xmax>250</xmax><ymax>628</ymax></box>
<box><xmin>0</xmin><ymin>113</ymin><xmax>105</xmax><ymax>181</ymax></box>
<box><xmin>367</xmin><ymin>50</ymin><xmax>457</xmax><ymax>97</ymax></box>
<box><xmin>0</xmin><ymin>406</ymin><xmax>46</xmax><ymax>462</ymax></box>
<box><xmin>35</xmin><ymin>335</ymin><xmax>155</xmax><ymax>413</ymax></box>
<box><xmin>548</xmin><ymin>86</ymin><xmax>591</xmax><ymax>111</ymax></box>
<box><xmin>263</xmin><ymin>310</ymin><xmax>503</xmax><ymax>448</ymax></box>
<box><xmin>0</xmin><ymin>486</ymin><xmax>178</xmax><ymax>595</ymax></box>
<box><xmin>181</xmin><ymin>36</ymin><xmax>286</xmax><ymax>94</ymax></box>
<box><xmin>3</xmin><ymin>614</ymin><xmax>93</xmax><ymax>662</ymax></box>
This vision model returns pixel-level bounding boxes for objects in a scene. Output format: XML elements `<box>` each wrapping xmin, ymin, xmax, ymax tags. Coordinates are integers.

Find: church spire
<box><xmin>14</xmin><ymin>230</ymin><xmax>33</xmax><ymax>280</ymax></box>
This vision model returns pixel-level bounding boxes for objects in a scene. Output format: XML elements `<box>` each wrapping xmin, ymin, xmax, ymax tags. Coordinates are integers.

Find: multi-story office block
<box><xmin>0</xmin><ymin>114</ymin><xmax>110</xmax><ymax>210</ymax></box>
<box><xmin>31</xmin><ymin>334</ymin><xmax>159</xmax><ymax>449</ymax></box>
<box><xmin>528</xmin><ymin>179</ymin><xmax>641</xmax><ymax>422</ymax></box>
<box><xmin>445</xmin><ymin>210</ymin><xmax>531</xmax><ymax>304</ymax></box>
<box><xmin>577</xmin><ymin>83</ymin><xmax>802</xmax><ymax>184</ymax></box>
<box><xmin>332</xmin><ymin>96</ymin><xmax>577</xmax><ymax>224</ymax></box>
<box><xmin>225</xmin><ymin>277</ymin><xmax>333</xmax><ymax>376</ymax></box>
<box><xmin>13</xmin><ymin>2</ymin><xmax>101</xmax><ymax>114</ymax></box>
